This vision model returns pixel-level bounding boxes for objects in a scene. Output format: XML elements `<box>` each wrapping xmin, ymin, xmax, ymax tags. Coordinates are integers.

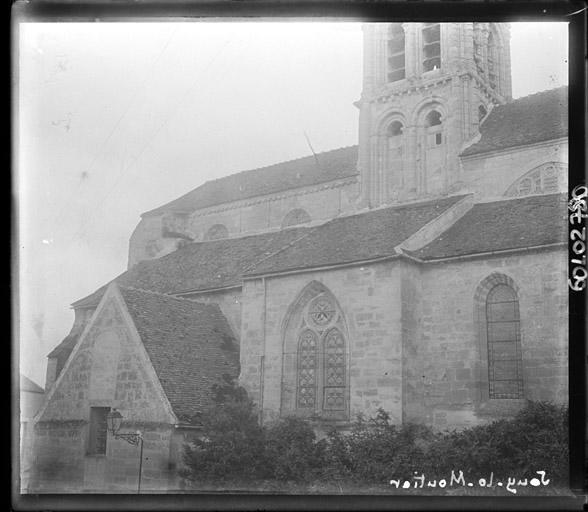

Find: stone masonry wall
<box><xmin>128</xmin><ymin>180</ymin><xmax>359</xmax><ymax>268</ymax></box>
<box><xmin>405</xmin><ymin>248</ymin><xmax>568</xmax><ymax>430</ymax></box>
<box><xmin>459</xmin><ymin>139</ymin><xmax>568</xmax><ymax>201</ymax></box>
<box><xmin>240</xmin><ymin>261</ymin><xmax>404</xmax><ymax>425</ymax></box>
<box><xmin>31</xmin><ymin>295</ymin><xmax>176</xmax><ymax>492</ymax></box>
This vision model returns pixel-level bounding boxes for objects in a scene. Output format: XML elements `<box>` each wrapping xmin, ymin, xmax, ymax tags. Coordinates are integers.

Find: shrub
<box><xmin>182</xmin><ymin>378</ymin><xmax>266</xmax><ymax>482</ymax></box>
<box><xmin>325</xmin><ymin>409</ymin><xmax>436</xmax><ymax>483</ymax></box>
<box><xmin>182</xmin><ymin>396</ymin><xmax>568</xmax><ymax>490</ymax></box>
<box><xmin>264</xmin><ymin>417</ymin><xmax>327</xmax><ymax>482</ymax></box>
<box><xmin>428</xmin><ymin>401</ymin><xmax>569</xmax><ymax>485</ymax></box>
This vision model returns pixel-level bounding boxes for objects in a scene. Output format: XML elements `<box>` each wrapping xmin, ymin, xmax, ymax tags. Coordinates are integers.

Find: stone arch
<box><xmin>474</xmin><ymin>273</ymin><xmax>524</xmax><ymax>402</ymax></box>
<box><xmin>371</xmin><ymin>111</ymin><xmax>409</xmax><ymax>204</ymax></box>
<box><xmin>413</xmin><ymin>99</ymin><xmax>448</xmax><ymax>195</ymax></box>
<box><xmin>412</xmin><ymin>98</ymin><xmax>448</xmax><ymax>127</ymax></box>
<box><xmin>280</xmin><ymin>280</ymin><xmax>350</xmax><ymax>420</ymax></box>
<box><xmin>375</xmin><ymin>110</ymin><xmax>408</xmax><ymax>135</ymax></box>
<box><xmin>204</xmin><ymin>223</ymin><xmax>229</xmax><ymax>241</ymax></box>
<box><xmin>281</xmin><ymin>208</ymin><xmax>311</xmax><ymax>229</ymax></box>
<box><xmin>503</xmin><ymin>161</ymin><xmax>567</xmax><ymax>198</ymax></box>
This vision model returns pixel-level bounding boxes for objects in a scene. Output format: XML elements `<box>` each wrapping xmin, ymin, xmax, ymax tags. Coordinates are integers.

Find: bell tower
<box><xmin>357</xmin><ymin>23</ymin><xmax>511</xmax><ymax>208</ymax></box>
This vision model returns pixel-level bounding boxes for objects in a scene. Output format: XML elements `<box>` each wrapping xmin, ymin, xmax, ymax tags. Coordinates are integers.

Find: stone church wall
<box><xmin>127</xmin><ymin>179</ymin><xmax>359</xmax><ymax>268</ymax></box>
<box><xmin>405</xmin><ymin>248</ymin><xmax>568</xmax><ymax>430</ymax></box>
<box><xmin>240</xmin><ymin>261</ymin><xmax>404</xmax><ymax>425</ymax></box>
<box><xmin>31</xmin><ymin>297</ymin><xmax>176</xmax><ymax>492</ymax></box>
<box><xmin>459</xmin><ymin>139</ymin><xmax>568</xmax><ymax>200</ymax></box>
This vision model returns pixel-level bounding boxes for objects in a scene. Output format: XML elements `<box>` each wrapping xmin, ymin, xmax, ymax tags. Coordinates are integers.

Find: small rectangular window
<box><xmin>88</xmin><ymin>407</ymin><xmax>109</xmax><ymax>455</ymax></box>
<box><xmin>435</xmin><ymin>133</ymin><xmax>442</xmax><ymax>145</ymax></box>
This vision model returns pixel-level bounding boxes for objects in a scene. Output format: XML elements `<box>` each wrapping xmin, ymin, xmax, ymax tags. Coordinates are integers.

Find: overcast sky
<box><xmin>17</xmin><ymin>21</ymin><xmax>568</xmax><ymax>387</ymax></box>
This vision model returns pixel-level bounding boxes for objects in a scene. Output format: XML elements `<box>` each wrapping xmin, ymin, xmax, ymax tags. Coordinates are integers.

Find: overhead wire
<box><xmin>50</xmin><ymin>26</ymin><xmax>180</xmax><ymax>232</ymax></box>
<box><xmin>70</xmin><ymin>31</ymin><xmax>244</xmax><ymax>244</ymax></box>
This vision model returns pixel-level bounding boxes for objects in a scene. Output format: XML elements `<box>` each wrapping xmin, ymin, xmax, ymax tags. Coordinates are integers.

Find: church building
<box><xmin>30</xmin><ymin>23</ymin><xmax>568</xmax><ymax>492</ymax></box>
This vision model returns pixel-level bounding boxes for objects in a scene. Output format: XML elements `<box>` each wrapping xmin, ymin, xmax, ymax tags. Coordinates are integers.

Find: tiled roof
<box><xmin>118</xmin><ymin>287</ymin><xmax>239</xmax><ymax>423</ymax></box>
<box><xmin>411</xmin><ymin>193</ymin><xmax>567</xmax><ymax>260</ymax></box>
<box><xmin>245</xmin><ymin>196</ymin><xmax>466</xmax><ymax>276</ymax></box>
<box><xmin>20</xmin><ymin>374</ymin><xmax>44</xmax><ymax>394</ymax></box>
<box><xmin>461</xmin><ymin>87</ymin><xmax>568</xmax><ymax>157</ymax></box>
<box><xmin>142</xmin><ymin>145</ymin><xmax>358</xmax><ymax>216</ymax></box>
<box><xmin>48</xmin><ymin>328</ymin><xmax>84</xmax><ymax>378</ymax></box>
<box><xmin>72</xmin><ymin>227</ymin><xmax>311</xmax><ymax>308</ymax></box>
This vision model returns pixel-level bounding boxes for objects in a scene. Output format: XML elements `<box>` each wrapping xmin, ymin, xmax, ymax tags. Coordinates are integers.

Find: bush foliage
<box><xmin>182</xmin><ymin>386</ymin><xmax>568</xmax><ymax>489</ymax></box>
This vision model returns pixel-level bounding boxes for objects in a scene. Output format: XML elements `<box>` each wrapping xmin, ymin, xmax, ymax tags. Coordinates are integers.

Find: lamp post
<box><xmin>106</xmin><ymin>408</ymin><xmax>144</xmax><ymax>494</ymax></box>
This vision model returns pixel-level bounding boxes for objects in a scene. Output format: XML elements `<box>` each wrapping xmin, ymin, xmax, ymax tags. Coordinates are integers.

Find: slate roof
<box><xmin>118</xmin><ymin>286</ymin><xmax>239</xmax><ymax>423</ymax></box>
<box><xmin>245</xmin><ymin>195</ymin><xmax>466</xmax><ymax>276</ymax></box>
<box><xmin>20</xmin><ymin>374</ymin><xmax>44</xmax><ymax>394</ymax></box>
<box><xmin>411</xmin><ymin>193</ymin><xmax>567</xmax><ymax>260</ymax></box>
<box><xmin>460</xmin><ymin>87</ymin><xmax>568</xmax><ymax>157</ymax></box>
<box><xmin>142</xmin><ymin>145</ymin><xmax>358</xmax><ymax>216</ymax></box>
<box><xmin>72</xmin><ymin>226</ymin><xmax>310</xmax><ymax>308</ymax></box>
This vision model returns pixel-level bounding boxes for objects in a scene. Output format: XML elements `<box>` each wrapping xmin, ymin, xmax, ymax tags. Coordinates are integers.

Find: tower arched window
<box><xmin>422</xmin><ymin>23</ymin><xmax>441</xmax><ymax>72</ymax></box>
<box><xmin>387</xmin><ymin>120</ymin><xmax>404</xmax><ymax>192</ymax></box>
<box><xmin>419</xmin><ymin>108</ymin><xmax>445</xmax><ymax>195</ymax></box>
<box><xmin>204</xmin><ymin>224</ymin><xmax>228</xmax><ymax>241</ymax></box>
<box><xmin>486</xmin><ymin>284</ymin><xmax>523</xmax><ymax>399</ymax></box>
<box><xmin>387</xmin><ymin>24</ymin><xmax>405</xmax><ymax>82</ymax></box>
<box><xmin>425</xmin><ymin>110</ymin><xmax>443</xmax><ymax>146</ymax></box>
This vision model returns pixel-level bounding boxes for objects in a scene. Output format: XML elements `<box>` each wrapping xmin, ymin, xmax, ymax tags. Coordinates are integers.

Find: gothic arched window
<box><xmin>422</xmin><ymin>23</ymin><xmax>441</xmax><ymax>72</ymax></box>
<box><xmin>204</xmin><ymin>224</ymin><xmax>229</xmax><ymax>241</ymax></box>
<box><xmin>282</xmin><ymin>208</ymin><xmax>311</xmax><ymax>229</ymax></box>
<box><xmin>387</xmin><ymin>24</ymin><xmax>405</xmax><ymax>82</ymax></box>
<box><xmin>294</xmin><ymin>294</ymin><xmax>347</xmax><ymax>414</ymax></box>
<box><xmin>486</xmin><ymin>284</ymin><xmax>523</xmax><ymax>399</ymax></box>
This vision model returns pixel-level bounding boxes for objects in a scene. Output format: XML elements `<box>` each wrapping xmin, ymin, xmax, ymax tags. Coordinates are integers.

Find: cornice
<box><xmin>189</xmin><ymin>176</ymin><xmax>359</xmax><ymax>218</ymax></box>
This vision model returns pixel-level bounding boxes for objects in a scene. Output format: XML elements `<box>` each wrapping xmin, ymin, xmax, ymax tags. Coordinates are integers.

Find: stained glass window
<box><xmin>486</xmin><ymin>284</ymin><xmax>524</xmax><ymax>399</ymax></box>
<box><xmin>297</xmin><ymin>330</ymin><xmax>318</xmax><ymax>408</ymax></box>
<box><xmin>295</xmin><ymin>295</ymin><xmax>347</xmax><ymax>414</ymax></box>
<box><xmin>323</xmin><ymin>328</ymin><xmax>346</xmax><ymax>410</ymax></box>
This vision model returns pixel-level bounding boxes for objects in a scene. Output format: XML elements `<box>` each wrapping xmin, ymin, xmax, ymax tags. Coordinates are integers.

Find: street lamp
<box><xmin>106</xmin><ymin>408</ymin><xmax>144</xmax><ymax>494</ymax></box>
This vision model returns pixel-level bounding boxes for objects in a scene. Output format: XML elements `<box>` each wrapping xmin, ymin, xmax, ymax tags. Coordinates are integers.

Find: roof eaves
<box><xmin>244</xmin><ymin>253</ymin><xmax>402</xmax><ymax>280</ymax></box>
<box><xmin>417</xmin><ymin>242</ymin><xmax>566</xmax><ymax>263</ymax></box>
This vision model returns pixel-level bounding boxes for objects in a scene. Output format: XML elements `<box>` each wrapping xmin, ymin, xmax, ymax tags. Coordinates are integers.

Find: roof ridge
<box><xmin>201</xmin><ymin>144</ymin><xmax>358</xmax><ymax>185</ymax></box>
<box><xmin>118</xmin><ymin>284</ymin><xmax>214</xmax><ymax>307</ymax></box>
<box><xmin>507</xmin><ymin>85</ymin><xmax>568</xmax><ymax>104</ymax></box>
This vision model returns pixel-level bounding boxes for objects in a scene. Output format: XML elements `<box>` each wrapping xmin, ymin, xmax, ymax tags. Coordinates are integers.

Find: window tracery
<box><xmin>294</xmin><ymin>294</ymin><xmax>347</xmax><ymax>414</ymax></box>
<box><xmin>504</xmin><ymin>162</ymin><xmax>566</xmax><ymax>197</ymax></box>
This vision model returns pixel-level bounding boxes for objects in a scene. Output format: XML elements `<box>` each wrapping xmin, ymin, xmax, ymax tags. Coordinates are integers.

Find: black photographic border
<box><xmin>10</xmin><ymin>1</ymin><xmax>586</xmax><ymax>510</ymax></box>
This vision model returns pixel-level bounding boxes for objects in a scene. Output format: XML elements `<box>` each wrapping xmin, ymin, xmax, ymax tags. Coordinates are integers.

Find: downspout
<box><xmin>259</xmin><ymin>277</ymin><xmax>267</xmax><ymax>425</ymax></box>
